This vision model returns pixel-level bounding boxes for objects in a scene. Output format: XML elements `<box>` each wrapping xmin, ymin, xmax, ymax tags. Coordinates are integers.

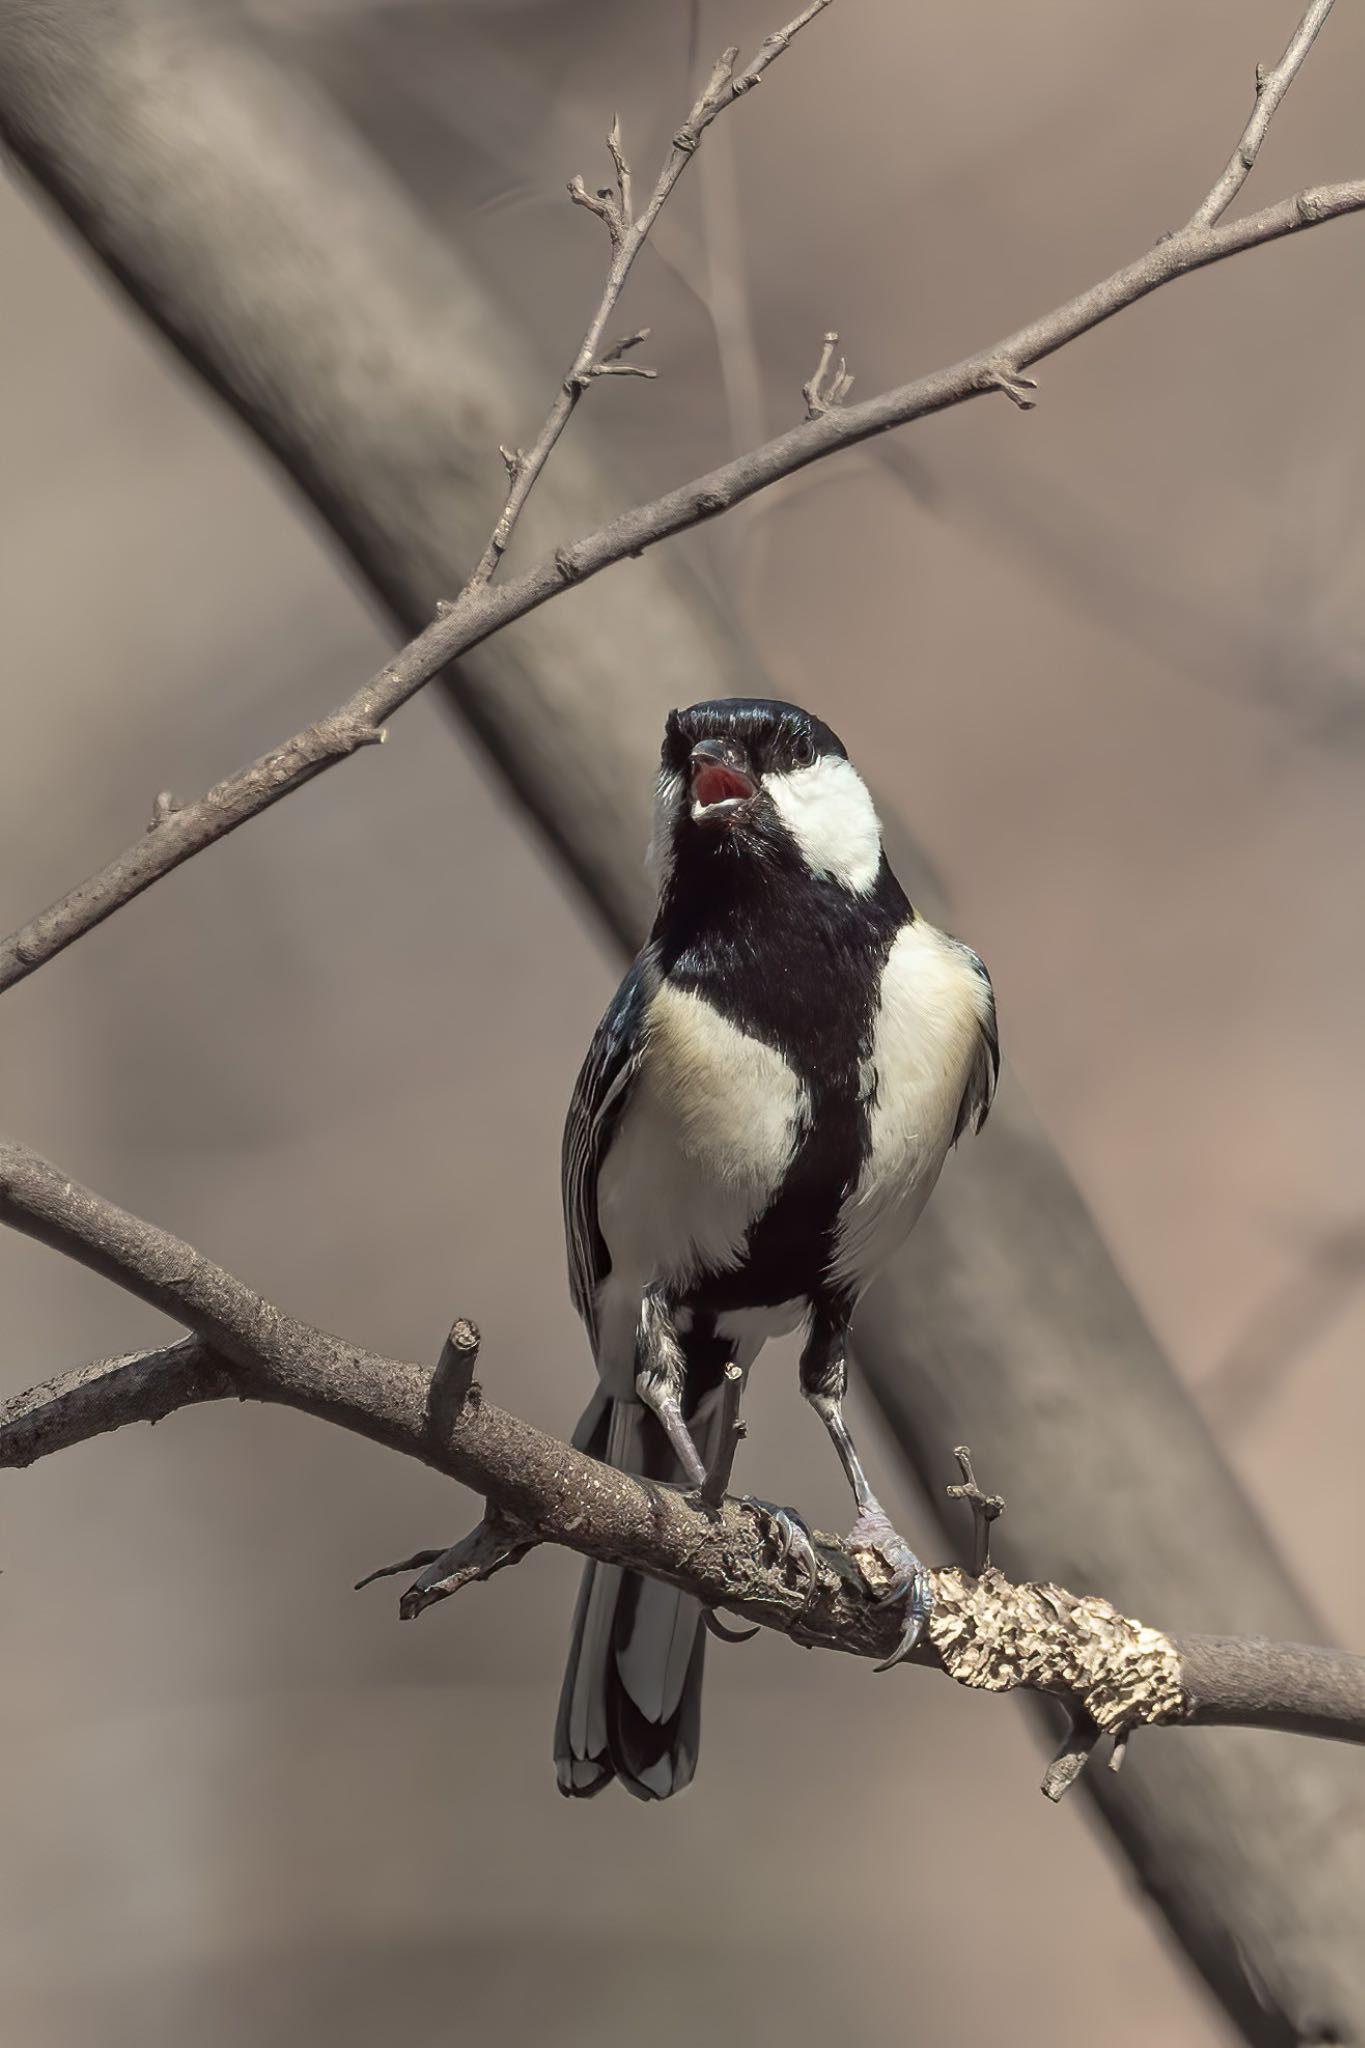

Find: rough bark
<box><xmin>4</xmin><ymin>1138</ymin><xmax>1364</xmax><ymax>1762</ymax></box>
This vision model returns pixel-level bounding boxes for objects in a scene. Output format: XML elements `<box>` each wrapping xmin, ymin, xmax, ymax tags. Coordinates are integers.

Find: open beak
<box><xmin>689</xmin><ymin>738</ymin><xmax>757</xmax><ymax>816</ymax></box>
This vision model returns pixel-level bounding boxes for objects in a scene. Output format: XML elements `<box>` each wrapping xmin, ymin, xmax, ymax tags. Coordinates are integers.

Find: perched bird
<box><xmin>555</xmin><ymin>698</ymin><xmax>997</xmax><ymax>1800</ymax></box>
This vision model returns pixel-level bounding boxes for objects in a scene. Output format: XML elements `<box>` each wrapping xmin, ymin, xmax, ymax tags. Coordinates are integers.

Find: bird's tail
<box><xmin>555</xmin><ymin>1386</ymin><xmax>725</xmax><ymax>1801</ymax></box>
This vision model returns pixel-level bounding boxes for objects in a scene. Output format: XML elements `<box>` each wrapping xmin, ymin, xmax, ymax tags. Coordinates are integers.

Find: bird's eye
<box><xmin>792</xmin><ymin>733</ymin><xmax>816</xmax><ymax>768</ymax></box>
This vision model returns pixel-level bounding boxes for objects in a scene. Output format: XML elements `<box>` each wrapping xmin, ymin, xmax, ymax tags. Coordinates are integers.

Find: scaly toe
<box><xmin>743</xmin><ymin>1498</ymin><xmax>821</xmax><ymax>1609</ymax></box>
<box><xmin>872</xmin><ymin>1561</ymin><xmax>936</xmax><ymax>1671</ymax></box>
<box><xmin>845</xmin><ymin>1505</ymin><xmax>935</xmax><ymax>1669</ymax></box>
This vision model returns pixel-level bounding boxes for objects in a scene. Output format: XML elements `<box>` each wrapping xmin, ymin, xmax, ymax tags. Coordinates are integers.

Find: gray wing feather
<box><xmin>562</xmin><ymin>957</ymin><xmax>651</xmax><ymax>1348</ymax></box>
<box><xmin>951</xmin><ymin>944</ymin><xmax>1000</xmax><ymax>1143</ymax></box>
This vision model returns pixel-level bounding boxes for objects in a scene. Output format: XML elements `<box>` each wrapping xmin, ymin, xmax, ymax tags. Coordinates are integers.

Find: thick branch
<box><xmin>3</xmin><ymin>1138</ymin><xmax>1362</xmax><ymax>1761</ymax></box>
<box><xmin>2</xmin><ymin>170</ymin><xmax>1361</xmax><ymax>987</ymax></box>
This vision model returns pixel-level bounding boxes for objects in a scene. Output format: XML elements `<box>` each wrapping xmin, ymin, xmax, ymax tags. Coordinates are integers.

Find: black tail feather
<box><xmin>554</xmin><ymin>1390</ymin><xmax>718</xmax><ymax>1800</ymax></box>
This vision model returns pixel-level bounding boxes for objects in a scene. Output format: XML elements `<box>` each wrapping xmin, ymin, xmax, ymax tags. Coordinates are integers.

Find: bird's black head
<box><xmin>651</xmin><ymin>698</ymin><xmax>884</xmax><ymax>902</ymax></box>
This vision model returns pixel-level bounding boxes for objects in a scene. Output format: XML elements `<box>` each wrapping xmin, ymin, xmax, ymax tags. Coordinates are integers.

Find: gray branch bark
<box><xmin>3</xmin><ymin>4</ymin><xmax>1364</xmax><ymax>2040</ymax></box>
<box><xmin>3</xmin><ymin>1137</ymin><xmax>1363</xmax><ymax>1761</ymax></box>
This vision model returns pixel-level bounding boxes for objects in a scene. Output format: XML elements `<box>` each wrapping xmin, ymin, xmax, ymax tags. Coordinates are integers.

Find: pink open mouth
<box><xmin>691</xmin><ymin>763</ymin><xmax>757</xmax><ymax>809</ymax></box>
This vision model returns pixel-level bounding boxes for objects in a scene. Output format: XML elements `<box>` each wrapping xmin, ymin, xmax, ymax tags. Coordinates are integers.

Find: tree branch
<box><xmin>2</xmin><ymin>33</ymin><xmax>1361</xmax><ymax>991</ymax></box>
<box><xmin>1187</xmin><ymin>0</ymin><xmax>1336</xmax><ymax>230</ymax></box>
<box><xmin>475</xmin><ymin>0</ymin><xmax>832</xmax><ymax>585</ymax></box>
<box><xmin>2</xmin><ymin>1137</ymin><xmax>1362</xmax><ymax>1780</ymax></box>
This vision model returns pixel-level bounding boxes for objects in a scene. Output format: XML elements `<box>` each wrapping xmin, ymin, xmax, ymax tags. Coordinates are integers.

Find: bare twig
<box><xmin>802</xmin><ymin>330</ymin><xmax>854</xmax><ymax>418</ymax></box>
<box><xmin>946</xmin><ymin>1444</ymin><xmax>1005</xmax><ymax>1577</ymax></box>
<box><xmin>1187</xmin><ymin>0</ymin><xmax>1337</xmax><ymax>229</ymax></box>
<box><xmin>4</xmin><ymin>184</ymin><xmax>1360</xmax><ymax>997</ymax></box>
<box><xmin>2</xmin><ymin>1137</ymin><xmax>1363</xmax><ymax>1768</ymax></box>
<box><xmin>426</xmin><ymin>1315</ymin><xmax>480</xmax><ymax>1455</ymax></box>
<box><xmin>700</xmin><ymin>1361</ymin><xmax>746</xmax><ymax>1510</ymax></box>
<box><xmin>354</xmin><ymin>1546</ymin><xmax>449</xmax><ymax>1591</ymax></box>
<box><xmin>1042</xmin><ymin>1709</ymin><xmax>1106</xmax><ymax>1801</ymax></box>
<box><xmin>469</xmin><ymin>0</ymin><xmax>834</xmax><ymax>586</ymax></box>
<box><xmin>394</xmin><ymin>1509</ymin><xmax>536</xmax><ymax>1619</ymax></box>
<box><xmin>356</xmin><ymin>1515</ymin><xmax>535</xmax><ymax>1610</ymax></box>
<box><xmin>1</xmin><ymin>15</ymin><xmax>1361</xmax><ymax>995</ymax></box>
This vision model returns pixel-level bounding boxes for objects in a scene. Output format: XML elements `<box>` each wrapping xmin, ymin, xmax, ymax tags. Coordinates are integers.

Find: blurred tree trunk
<box><xmin>2</xmin><ymin>4</ymin><xmax>1362</xmax><ymax>2041</ymax></box>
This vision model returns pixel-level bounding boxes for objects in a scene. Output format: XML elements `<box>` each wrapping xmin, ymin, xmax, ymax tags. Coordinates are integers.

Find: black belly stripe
<box><xmin>652</xmin><ymin>850</ymin><xmax>913</xmax><ymax>1321</ymax></box>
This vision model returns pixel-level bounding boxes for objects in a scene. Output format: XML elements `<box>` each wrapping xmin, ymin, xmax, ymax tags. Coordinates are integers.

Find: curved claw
<box><xmin>704</xmin><ymin>1608</ymin><xmax>761</xmax><ymax>1644</ymax></box>
<box><xmin>872</xmin><ymin>1562</ymin><xmax>936</xmax><ymax>1672</ymax></box>
<box><xmin>845</xmin><ymin>1501</ymin><xmax>936</xmax><ymax>1671</ymax></box>
<box><xmin>743</xmin><ymin>1497</ymin><xmax>821</xmax><ymax>1612</ymax></box>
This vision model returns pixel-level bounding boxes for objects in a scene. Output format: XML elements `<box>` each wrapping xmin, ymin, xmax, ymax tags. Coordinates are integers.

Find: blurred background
<box><xmin>2</xmin><ymin>1</ymin><xmax>1363</xmax><ymax>2042</ymax></box>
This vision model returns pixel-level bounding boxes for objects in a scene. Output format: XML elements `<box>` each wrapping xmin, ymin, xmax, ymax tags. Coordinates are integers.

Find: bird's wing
<box><xmin>562</xmin><ymin>956</ymin><xmax>652</xmax><ymax>1348</ymax></box>
<box><xmin>951</xmin><ymin>943</ymin><xmax>1000</xmax><ymax>1142</ymax></box>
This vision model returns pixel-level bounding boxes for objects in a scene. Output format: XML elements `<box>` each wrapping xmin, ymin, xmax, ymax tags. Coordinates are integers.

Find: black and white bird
<box><xmin>555</xmin><ymin>698</ymin><xmax>997</xmax><ymax>1800</ymax></box>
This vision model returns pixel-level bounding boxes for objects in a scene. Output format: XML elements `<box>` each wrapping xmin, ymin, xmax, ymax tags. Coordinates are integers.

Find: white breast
<box><xmin>593</xmin><ymin>983</ymin><xmax>807</xmax><ymax>1387</ymax></box>
<box><xmin>830</xmin><ymin>918</ymin><xmax>991</xmax><ymax>1292</ymax></box>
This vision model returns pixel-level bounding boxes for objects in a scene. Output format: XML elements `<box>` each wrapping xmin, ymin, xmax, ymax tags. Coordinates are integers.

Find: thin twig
<box><xmin>802</xmin><ymin>330</ymin><xmax>854</xmax><ymax>418</ymax></box>
<box><xmin>700</xmin><ymin>1361</ymin><xmax>746</xmax><ymax>1509</ymax></box>
<box><xmin>1187</xmin><ymin>0</ymin><xmax>1337</xmax><ymax>229</ymax></box>
<box><xmin>354</xmin><ymin>1546</ymin><xmax>448</xmax><ymax>1591</ymax></box>
<box><xmin>946</xmin><ymin>1444</ymin><xmax>1005</xmax><ymax>1577</ymax></box>
<box><xmin>1</xmin><ymin>10</ymin><xmax>1360</xmax><ymax>996</ymax></box>
<box><xmin>2</xmin><ymin>1137</ymin><xmax>1364</xmax><ymax>1762</ymax></box>
<box><xmin>467</xmin><ymin>0</ymin><xmax>835</xmax><ymax>587</ymax></box>
<box><xmin>1042</xmin><ymin>1709</ymin><xmax>1106</xmax><ymax>1801</ymax></box>
<box><xmin>395</xmin><ymin>1509</ymin><xmax>535</xmax><ymax>1619</ymax></box>
<box><xmin>426</xmin><ymin>1315</ymin><xmax>480</xmax><ymax>1453</ymax></box>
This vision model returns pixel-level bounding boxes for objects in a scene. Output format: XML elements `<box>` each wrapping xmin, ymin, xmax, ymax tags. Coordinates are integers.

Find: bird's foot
<box><xmin>846</xmin><ymin>1502</ymin><xmax>935</xmax><ymax>1670</ymax></box>
<box><xmin>742</xmin><ymin>1497</ymin><xmax>821</xmax><ymax>1610</ymax></box>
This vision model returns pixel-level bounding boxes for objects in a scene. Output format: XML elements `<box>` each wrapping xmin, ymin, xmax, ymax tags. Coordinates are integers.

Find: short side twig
<box><xmin>396</xmin><ymin>1509</ymin><xmax>536</xmax><ymax>1619</ymax></box>
<box><xmin>946</xmin><ymin>1444</ymin><xmax>1005</xmax><ymax>1577</ymax></box>
<box><xmin>1187</xmin><ymin>0</ymin><xmax>1336</xmax><ymax>229</ymax></box>
<box><xmin>803</xmin><ymin>330</ymin><xmax>854</xmax><ymax>418</ymax></box>
<box><xmin>700</xmin><ymin>1361</ymin><xmax>746</xmax><ymax>1510</ymax></box>
<box><xmin>1042</xmin><ymin>1709</ymin><xmax>1106</xmax><ymax>1801</ymax></box>
<box><xmin>426</xmin><ymin>1316</ymin><xmax>480</xmax><ymax>1452</ymax></box>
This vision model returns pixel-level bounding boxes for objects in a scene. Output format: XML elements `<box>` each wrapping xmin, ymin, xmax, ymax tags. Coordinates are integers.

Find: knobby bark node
<box><xmin>930</xmin><ymin>1567</ymin><xmax>1187</xmax><ymax>1736</ymax></box>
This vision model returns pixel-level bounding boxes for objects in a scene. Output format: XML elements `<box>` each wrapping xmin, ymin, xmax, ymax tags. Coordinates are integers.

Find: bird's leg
<box><xmin>636</xmin><ymin>1291</ymin><xmax>817</xmax><ymax>1594</ymax></box>
<box><xmin>800</xmin><ymin>1315</ymin><xmax>935</xmax><ymax>1664</ymax></box>
<box><xmin>634</xmin><ymin>1286</ymin><xmax>710</xmax><ymax>1490</ymax></box>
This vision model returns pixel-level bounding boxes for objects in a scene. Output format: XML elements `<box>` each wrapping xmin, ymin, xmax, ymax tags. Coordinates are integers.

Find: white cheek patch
<box><xmin>763</xmin><ymin>755</ymin><xmax>882</xmax><ymax>895</ymax></box>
